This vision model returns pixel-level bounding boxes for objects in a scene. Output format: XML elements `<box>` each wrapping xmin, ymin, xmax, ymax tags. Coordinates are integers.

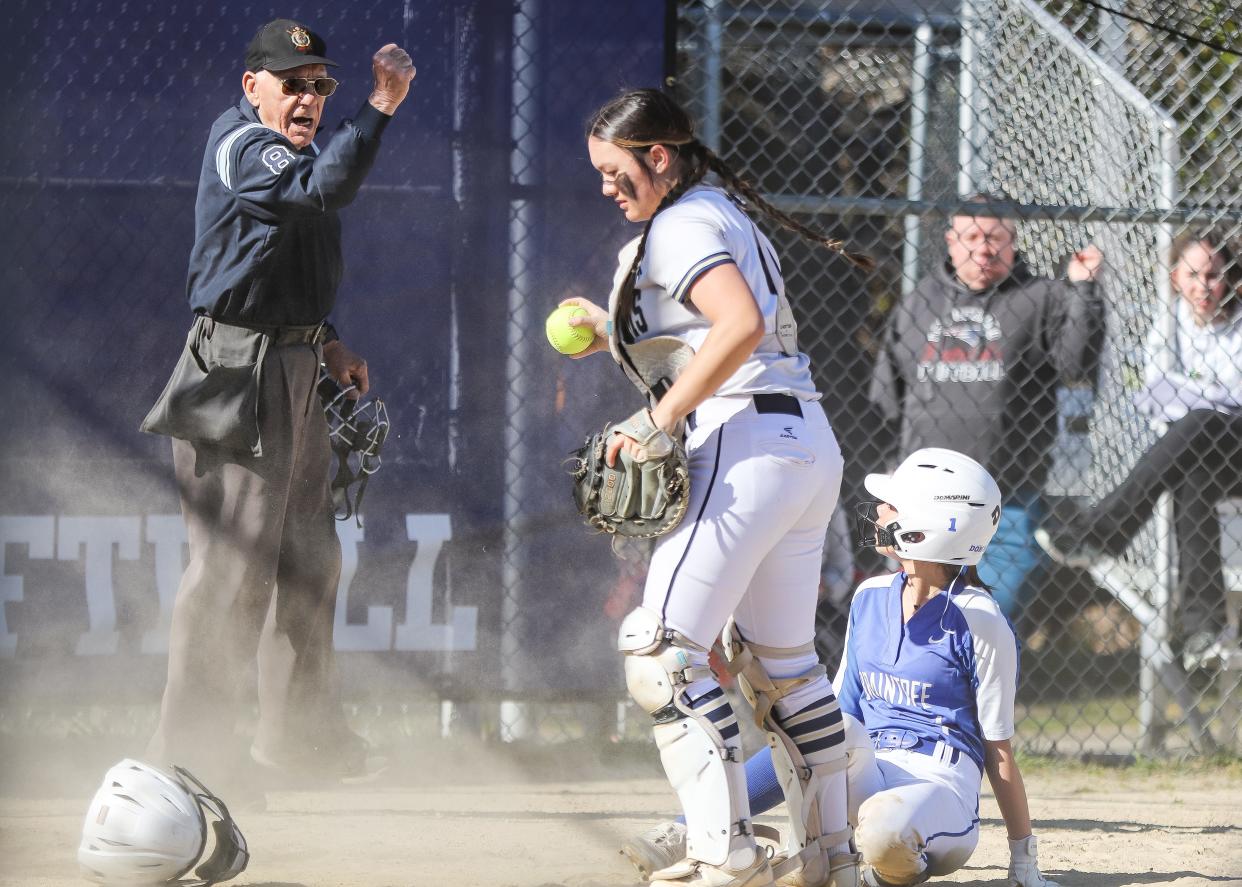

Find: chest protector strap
<box><xmin>748</xmin><ymin>222</ymin><xmax>799</xmax><ymax>358</ymax></box>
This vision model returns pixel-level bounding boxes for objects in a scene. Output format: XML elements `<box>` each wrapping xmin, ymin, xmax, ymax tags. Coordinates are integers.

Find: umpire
<box><xmin>141</xmin><ymin>18</ymin><xmax>415</xmax><ymax>788</ymax></box>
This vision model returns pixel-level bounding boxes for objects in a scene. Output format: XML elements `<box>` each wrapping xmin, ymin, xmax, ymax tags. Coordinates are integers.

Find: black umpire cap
<box><xmin>244</xmin><ymin>18</ymin><xmax>338</xmax><ymax>72</ymax></box>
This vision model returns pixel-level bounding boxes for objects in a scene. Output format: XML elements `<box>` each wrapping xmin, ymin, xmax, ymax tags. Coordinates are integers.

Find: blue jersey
<box><xmin>832</xmin><ymin>571</ymin><xmax>1019</xmax><ymax>772</ymax></box>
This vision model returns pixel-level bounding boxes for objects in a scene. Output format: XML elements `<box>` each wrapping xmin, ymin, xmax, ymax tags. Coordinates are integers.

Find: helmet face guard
<box><xmin>854</xmin><ymin>500</ymin><xmax>897</xmax><ymax>551</ymax></box>
<box><xmin>318</xmin><ymin>370</ymin><xmax>391</xmax><ymax>524</ymax></box>
<box><xmin>174</xmin><ymin>767</ymin><xmax>249</xmax><ymax>885</ymax></box>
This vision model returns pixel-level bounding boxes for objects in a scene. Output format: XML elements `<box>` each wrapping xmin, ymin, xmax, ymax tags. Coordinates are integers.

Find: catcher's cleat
<box><xmin>650</xmin><ymin>855</ymin><xmax>775</xmax><ymax>887</ymax></box>
<box><xmin>623</xmin><ymin>820</ymin><xmax>688</xmax><ymax>881</ymax></box>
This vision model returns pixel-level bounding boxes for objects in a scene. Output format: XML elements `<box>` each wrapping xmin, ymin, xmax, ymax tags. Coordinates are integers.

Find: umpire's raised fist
<box><xmin>369</xmin><ymin>43</ymin><xmax>416</xmax><ymax>115</ymax></box>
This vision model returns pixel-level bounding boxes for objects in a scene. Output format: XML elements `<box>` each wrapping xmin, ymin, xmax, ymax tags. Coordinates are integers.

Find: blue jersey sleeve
<box><xmin>832</xmin><ymin>592</ymin><xmax>865</xmax><ymax>722</ymax></box>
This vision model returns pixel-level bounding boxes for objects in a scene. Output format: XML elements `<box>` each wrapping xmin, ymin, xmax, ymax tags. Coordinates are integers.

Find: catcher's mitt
<box><xmin>570</xmin><ymin>408</ymin><xmax>690</xmax><ymax>539</ymax></box>
<box><xmin>317</xmin><ymin>369</ymin><xmax>390</xmax><ymax>525</ymax></box>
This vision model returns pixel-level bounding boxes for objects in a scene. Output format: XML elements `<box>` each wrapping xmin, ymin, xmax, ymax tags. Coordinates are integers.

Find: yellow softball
<box><xmin>545</xmin><ymin>305</ymin><xmax>596</xmax><ymax>355</ymax></box>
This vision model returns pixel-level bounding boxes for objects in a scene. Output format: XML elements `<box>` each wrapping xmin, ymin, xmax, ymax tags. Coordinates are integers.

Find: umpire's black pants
<box><xmin>1083</xmin><ymin>409</ymin><xmax>1242</xmax><ymax>637</ymax></box>
<box><xmin>147</xmin><ymin>340</ymin><xmax>349</xmax><ymax>786</ymax></box>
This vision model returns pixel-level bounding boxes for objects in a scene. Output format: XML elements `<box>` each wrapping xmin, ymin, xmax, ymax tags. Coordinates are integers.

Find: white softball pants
<box><xmin>642</xmin><ymin>394</ymin><xmax>843</xmax><ymax>650</ymax></box>
<box><xmin>851</xmin><ymin>746</ymin><xmax>983</xmax><ymax>884</ymax></box>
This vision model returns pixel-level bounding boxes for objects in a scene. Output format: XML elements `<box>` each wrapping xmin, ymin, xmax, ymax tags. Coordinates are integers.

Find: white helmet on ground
<box><xmin>856</xmin><ymin>448</ymin><xmax>1002</xmax><ymax>566</ymax></box>
<box><xmin>78</xmin><ymin>759</ymin><xmax>249</xmax><ymax>886</ymax></box>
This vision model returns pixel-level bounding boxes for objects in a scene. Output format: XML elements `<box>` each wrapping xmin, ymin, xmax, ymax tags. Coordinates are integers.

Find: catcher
<box><xmin>560</xmin><ymin>87</ymin><xmax>871</xmax><ymax>887</ymax></box>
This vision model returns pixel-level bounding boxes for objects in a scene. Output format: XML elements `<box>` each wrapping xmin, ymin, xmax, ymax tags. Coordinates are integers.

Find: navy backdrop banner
<box><xmin>0</xmin><ymin>0</ymin><xmax>664</xmax><ymax>703</ymax></box>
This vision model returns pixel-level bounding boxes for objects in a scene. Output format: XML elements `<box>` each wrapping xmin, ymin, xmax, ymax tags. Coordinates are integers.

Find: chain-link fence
<box><xmin>2</xmin><ymin>0</ymin><xmax>1240</xmax><ymax>769</ymax></box>
<box><xmin>673</xmin><ymin>0</ymin><xmax>1242</xmax><ymax>757</ymax></box>
<box><xmin>0</xmin><ymin>0</ymin><xmax>664</xmax><ymax>753</ymax></box>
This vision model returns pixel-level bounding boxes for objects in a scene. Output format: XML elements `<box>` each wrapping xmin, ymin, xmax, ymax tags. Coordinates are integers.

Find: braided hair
<box><xmin>586</xmin><ymin>88</ymin><xmax>873</xmax><ymax>340</ymax></box>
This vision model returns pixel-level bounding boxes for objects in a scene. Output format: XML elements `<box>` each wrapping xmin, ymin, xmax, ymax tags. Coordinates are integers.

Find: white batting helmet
<box><xmin>857</xmin><ymin>448</ymin><xmax>1002</xmax><ymax>566</ymax></box>
<box><xmin>78</xmin><ymin>759</ymin><xmax>248</xmax><ymax>886</ymax></box>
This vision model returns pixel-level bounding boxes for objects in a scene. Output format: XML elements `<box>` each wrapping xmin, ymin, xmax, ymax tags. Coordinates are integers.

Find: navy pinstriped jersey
<box><xmin>833</xmin><ymin>571</ymin><xmax>1020</xmax><ymax>772</ymax></box>
<box><xmin>185</xmin><ymin>98</ymin><xmax>390</xmax><ymax>326</ymax></box>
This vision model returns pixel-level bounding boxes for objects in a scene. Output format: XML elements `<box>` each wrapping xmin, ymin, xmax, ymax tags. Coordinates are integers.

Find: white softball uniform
<box><xmin>621</xmin><ymin>184</ymin><xmax>843</xmax><ymax>650</ymax></box>
<box><xmin>612</xmin><ymin>183</ymin><xmax>851</xmax><ymax>877</ymax></box>
<box><xmin>833</xmin><ymin>570</ymin><xmax>1020</xmax><ymax>881</ymax></box>
<box><xmin>620</xmin><ymin>184</ymin><xmax>820</xmax><ymax>401</ymax></box>
<box><xmin>644</xmin><ymin>395</ymin><xmax>843</xmax><ymax>649</ymax></box>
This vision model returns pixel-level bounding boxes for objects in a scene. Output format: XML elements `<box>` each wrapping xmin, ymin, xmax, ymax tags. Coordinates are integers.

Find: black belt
<box><xmin>688</xmin><ymin>393</ymin><xmax>802</xmax><ymax>431</ymax></box>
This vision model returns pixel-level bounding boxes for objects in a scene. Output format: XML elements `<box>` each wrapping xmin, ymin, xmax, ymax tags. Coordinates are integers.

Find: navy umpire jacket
<box><xmin>185</xmin><ymin>97</ymin><xmax>391</xmax><ymax>327</ymax></box>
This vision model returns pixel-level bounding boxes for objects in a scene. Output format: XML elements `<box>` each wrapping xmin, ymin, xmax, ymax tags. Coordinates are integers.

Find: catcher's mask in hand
<box><xmin>317</xmin><ymin>369</ymin><xmax>390</xmax><ymax>524</ymax></box>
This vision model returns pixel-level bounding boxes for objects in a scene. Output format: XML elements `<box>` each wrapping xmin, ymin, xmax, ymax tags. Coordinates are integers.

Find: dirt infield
<box><xmin>2</xmin><ymin>746</ymin><xmax>1239</xmax><ymax>887</ymax></box>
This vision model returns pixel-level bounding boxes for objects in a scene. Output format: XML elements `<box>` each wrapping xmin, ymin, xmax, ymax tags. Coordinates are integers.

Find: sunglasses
<box><xmin>280</xmin><ymin>76</ymin><xmax>339</xmax><ymax>97</ymax></box>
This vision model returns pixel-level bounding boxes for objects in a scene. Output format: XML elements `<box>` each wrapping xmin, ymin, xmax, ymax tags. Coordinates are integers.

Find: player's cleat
<box><xmin>622</xmin><ymin>820</ymin><xmax>688</xmax><ymax>881</ymax></box>
<box><xmin>650</xmin><ymin>854</ymin><xmax>775</xmax><ymax>887</ymax></box>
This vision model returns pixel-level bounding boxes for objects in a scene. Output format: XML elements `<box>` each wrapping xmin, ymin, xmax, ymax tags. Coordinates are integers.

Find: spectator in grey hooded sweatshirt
<box><xmin>869</xmin><ymin>202</ymin><xmax>1105</xmax><ymax>618</ymax></box>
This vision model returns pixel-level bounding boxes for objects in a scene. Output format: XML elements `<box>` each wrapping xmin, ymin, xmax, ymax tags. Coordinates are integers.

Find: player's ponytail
<box><xmin>587</xmin><ymin>89</ymin><xmax>872</xmax><ymax>338</ymax></box>
<box><xmin>701</xmin><ymin>148</ymin><xmax>874</xmax><ymax>272</ymax></box>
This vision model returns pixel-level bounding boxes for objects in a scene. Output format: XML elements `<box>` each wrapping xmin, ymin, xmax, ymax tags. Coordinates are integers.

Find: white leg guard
<box><xmin>722</xmin><ymin>620</ymin><xmax>857</xmax><ymax>887</ymax></box>
<box><xmin>620</xmin><ymin>608</ymin><xmax>767</xmax><ymax>880</ymax></box>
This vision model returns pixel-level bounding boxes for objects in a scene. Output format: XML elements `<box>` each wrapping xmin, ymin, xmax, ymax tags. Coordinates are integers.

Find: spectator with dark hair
<box><xmin>1037</xmin><ymin>231</ymin><xmax>1242</xmax><ymax>669</ymax></box>
<box><xmin>869</xmin><ymin>200</ymin><xmax>1105</xmax><ymax>618</ymax></box>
